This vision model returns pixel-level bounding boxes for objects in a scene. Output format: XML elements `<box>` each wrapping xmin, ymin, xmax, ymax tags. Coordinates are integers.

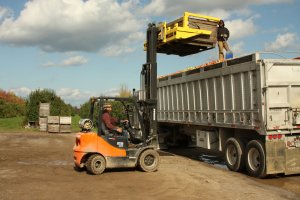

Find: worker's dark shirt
<box><xmin>217</xmin><ymin>26</ymin><xmax>230</xmax><ymax>41</ymax></box>
<box><xmin>102</xmin><ymin>111</ymin><xmax>118</xmax><ymax>130</ymax></box>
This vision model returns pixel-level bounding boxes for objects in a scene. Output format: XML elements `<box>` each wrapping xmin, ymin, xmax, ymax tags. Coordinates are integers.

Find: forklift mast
<box><xmin>140</xmin><ymin>23</ymin><xmax>158</xmax><ymax>147</ymax></box>
<box><xmin>139</xmin><ymin>13</ymin><xmax>219</xmax><ymax>147</ymax></box>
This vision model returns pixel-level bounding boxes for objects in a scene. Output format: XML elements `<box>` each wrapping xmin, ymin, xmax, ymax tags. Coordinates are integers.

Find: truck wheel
<box><xmin>86</xmin><ymin>154</ymin><xmax>106</xmax><ymax>175</ymax></box>
<box><xmin>245</xmin><ymin>140</ymin><xmax>266</xmax><ymax>178</ymax></box>
<box><xmin>138</xmin><ymin>149</ymin><xmax>160</xmax><ymax>172</ymax></box>
<box><xmin>225</xmin><ymin>137</ymin><xmax>245</xmax><ymax>172</ymax></box>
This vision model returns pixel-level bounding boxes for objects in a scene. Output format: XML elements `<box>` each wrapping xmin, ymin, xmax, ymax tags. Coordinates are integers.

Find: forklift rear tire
<box><xmin>138</xmin><ymin>149</ymin><xmax>160</xmax><ymax>172</ymax></box>
<box><xmin>86</xmin><ymin>154</ymin><xmax>106</xmax><ymax>175</ymax></box>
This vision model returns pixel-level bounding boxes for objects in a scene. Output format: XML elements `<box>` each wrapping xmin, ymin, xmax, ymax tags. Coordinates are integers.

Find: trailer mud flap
<box><xmin>266</xmin><ymin>141</ymin><xmax>285</xmax><ymax>174</ymax></box>
<box><xmin>285</xmin><ymin>148</ymin><xmax>300</xmax><ymax>175</ymax></box>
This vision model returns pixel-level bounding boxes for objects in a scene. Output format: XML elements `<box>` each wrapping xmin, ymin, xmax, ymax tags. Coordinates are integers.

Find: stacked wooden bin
<box><xmin>59</xmin><ymin>116</ymin><xmax>72</xmax><ymax>133</ymax></box>
<box><xmin>39</xmin><ymin>103</ymin><xmax>72</xmax><ymax>133</ymax></box>
<box><xmin>47</xmin><ymin>116</ymin><xmax>60</xmax><ymax>133</ymax></box>
<box><xmin>48</xmin><ymin>116</ymin><xmax>72</xmax><ymax>133</ymax></box>
<box><xmin>39</xmin><ymin>103</ymin><xmax>50</xmax><ymax>131</ymax></box>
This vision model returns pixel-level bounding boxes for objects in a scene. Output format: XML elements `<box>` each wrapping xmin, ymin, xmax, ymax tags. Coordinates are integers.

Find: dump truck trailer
<box><xmin>156</xmin><ymin>53</ymin><xmax>300</xmax><ymax>177</ymax></box>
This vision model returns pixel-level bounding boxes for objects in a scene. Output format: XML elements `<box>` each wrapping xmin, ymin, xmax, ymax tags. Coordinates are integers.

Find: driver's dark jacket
<box><xmin>102</xmin><ymin>111</ymin><xmax>118</xmax><ymax>130</ymax></box>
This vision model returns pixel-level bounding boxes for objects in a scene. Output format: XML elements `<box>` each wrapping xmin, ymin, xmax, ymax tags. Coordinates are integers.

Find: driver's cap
<box><xmin>103</xmin><ymin>102</ymin><xmax>112</xmax><ymax>109</ymax></box>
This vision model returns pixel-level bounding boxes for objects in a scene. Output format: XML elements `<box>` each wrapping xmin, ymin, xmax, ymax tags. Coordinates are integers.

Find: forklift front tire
<box><xmin>86</xmin><ymin>154</ymin><xmax>106</xmax><ymax>175</ymax></box>
<box><xmin>138</xmin><ymin>149</ymin><xmax>160</xmax><ymax>172</ymax></box>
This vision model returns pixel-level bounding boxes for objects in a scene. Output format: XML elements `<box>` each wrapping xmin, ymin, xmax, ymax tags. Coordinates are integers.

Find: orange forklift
<box><xmin>73</xmin><ymin>13</ymin><xmax>219</xmax><ymax>174</ymax></box>
<box><xmin>73</xmin><ymin>24</ymin><xmax>160</xmax><ymax>175</ymax></box>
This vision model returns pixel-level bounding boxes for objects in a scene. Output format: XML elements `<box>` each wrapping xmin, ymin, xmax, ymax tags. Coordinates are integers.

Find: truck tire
<box><xmin>86</xmin><ymin>154</ymin><xmax>106</xmax><ymax>175</ymax></box>
<box><xmin>138</xmin><ymin>149</ymin><xmax>160</xmax><ymax>172</ymax></box>
<box><xmin>245</xmin><ymin>140</ymin><xmax>266</xmax><ymax>178</ymax></box>
<box><xmin>225</xmin><ymin>137</ymin><xmax>245</xmax><ymax>172</ymax></box>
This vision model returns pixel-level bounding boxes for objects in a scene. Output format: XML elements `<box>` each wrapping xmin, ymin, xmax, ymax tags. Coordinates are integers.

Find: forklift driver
<box><xmin>101</xmin><ymin>103</ymin><xmax>128</xmax><ymax>136</ymax></box>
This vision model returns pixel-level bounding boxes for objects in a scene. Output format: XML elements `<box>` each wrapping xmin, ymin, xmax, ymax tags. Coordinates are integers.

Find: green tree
<box><xmin>78</xmin><ymin>101</ymin><xmax>91</xmax><ymax>119</ymax></box>
<box><xmin>79</xmin><ymin>84</ymin><xmax>133</xmax><ymax>124</ymax></box>
<box><xmin>78</xmin><ymin>99</ymin><xmax>126</xmax><ymax>122</ymax></box>
<box><xmin>25</xmin><ymin>89</ymin><xmax>74</xmax><ymax>122</ymax></box>
<box><xmin>0</xmin><ymin>89</ymin><xmax>25</xmax><ymax>118</ymax></box>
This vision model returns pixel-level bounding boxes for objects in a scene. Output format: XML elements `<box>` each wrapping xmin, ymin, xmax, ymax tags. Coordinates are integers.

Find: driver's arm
<box><xmin>120</xmin><ymin>119</ymin><xmax>129</xmax><ymax>123</ymax></box>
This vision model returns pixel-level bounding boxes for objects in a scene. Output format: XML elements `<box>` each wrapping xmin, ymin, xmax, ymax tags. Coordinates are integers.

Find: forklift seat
<box><xmin>100</xmin><ymin>122</ymin><xmax>119</xmax><ymax>136</ymax></box>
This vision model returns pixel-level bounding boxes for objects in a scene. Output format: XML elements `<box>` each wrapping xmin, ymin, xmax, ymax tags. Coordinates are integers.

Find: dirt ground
<box><xmin>0</xmin><ymin>132</ymin><xmax>299</xmax><ymax>200</ymax></box>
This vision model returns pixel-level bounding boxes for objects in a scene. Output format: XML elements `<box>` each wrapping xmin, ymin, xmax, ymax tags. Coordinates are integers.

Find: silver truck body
<box><xmin>157</xmin><ymin>53</ymin><xmax>300</xmax><ymax>176</ymax></box>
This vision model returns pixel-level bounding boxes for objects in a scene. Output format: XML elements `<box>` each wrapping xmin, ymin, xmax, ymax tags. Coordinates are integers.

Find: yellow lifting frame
<box><xmin>158</xmin><ymin>12</ymin><xmax>220</xmax><ymax>44</ymax></box>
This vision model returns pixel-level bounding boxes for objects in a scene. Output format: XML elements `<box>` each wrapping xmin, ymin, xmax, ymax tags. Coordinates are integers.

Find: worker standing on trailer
<box><xmin>217</xmin><ymin>20</ymin><xmax>231</xmax><ymax>60</ymax></box>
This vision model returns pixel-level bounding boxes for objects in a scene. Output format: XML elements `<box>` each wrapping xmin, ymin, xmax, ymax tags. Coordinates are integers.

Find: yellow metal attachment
<box><xmin>145</xmin><ymin>12</ymin><xmax>220</xmax><ymax>56</ymax></box>
<box><xmin>158</xmin><ymin>12</ymin><xmax>219</xmax><ymax>44</ymax></box>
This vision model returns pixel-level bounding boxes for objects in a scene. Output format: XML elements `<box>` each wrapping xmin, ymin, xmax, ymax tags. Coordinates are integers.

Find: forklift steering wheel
<box><xmin>121</xmin><ymin>120</ymin><xmax>130</xmax><ymax>130</ymax></box>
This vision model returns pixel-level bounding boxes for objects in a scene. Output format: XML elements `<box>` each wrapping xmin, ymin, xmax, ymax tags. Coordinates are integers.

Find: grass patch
<box><xmin>0</xmin><ymin>116</ymin><xmax>31</xmax><ymax>132</ymax></box>
<box><xmin>0</xmin><ymin>115</ymin><xmax>83</xmax><ymax>133</ymax></box>
<box><xmin>71</xmin><ymin>115</ymin><xmax>81</xmax><ymax>132</ymax></box>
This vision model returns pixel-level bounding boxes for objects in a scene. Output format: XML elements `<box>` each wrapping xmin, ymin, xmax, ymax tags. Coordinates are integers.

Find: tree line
<box><xmin>0</xmin><ymin>90</ymin><xmax>25</xmax><ymax>118</ymax></box>
<box><xmin>0</xmin><ymin>84</ymin><xmax>132</xmax><ymax>124</ymax></box>
<box><xmin>0</xmin><ymin>89</ymin><xmax>75</xmax><ymax>123</ymax></box>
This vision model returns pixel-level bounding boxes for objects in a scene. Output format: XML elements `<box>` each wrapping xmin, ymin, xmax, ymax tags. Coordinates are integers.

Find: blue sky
<box><xmin>0</xmin><ymin>0</ymin><xmax>299</xmax><ymax>106</ymax></box>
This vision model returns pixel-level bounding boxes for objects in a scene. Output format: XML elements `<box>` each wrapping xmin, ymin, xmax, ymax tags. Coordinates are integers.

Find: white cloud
<box><xmin>233</xmin><ymin>8</ymin><xmax>253</xmax><ymax>17</ymax></box>
<box><xmin>101</xmin><ymin>31</ymin><xmax>144</xmax><ymax>56</ymax></box>
<box><xmin>262</xmin><ymin>25</ymin><xmax>294</xmax><ymax>34</ymax></box>
<box><xmin>57</xmin><ymin>88</ymin><xmax>93</xmax><ymax>101</ymax></box>
<box><xmin>264</xmin><ymin>32</ymin><xmax>298</xmax><ymax>51</ymax></box>
<box><xmin>0</xmin><ymin>7</ymin><xmax>13</xmax><ymax>22</ymax></box>
<box><xmin>52</xmin><ymin>88</ymin><xmax>97</xmax><ymax>105</ymax></box>
<box><xmin>101</xmin><ymin>88</ymin><xmax>119</xmax><ymax>97</ymax></box>
<box><xmin>140</xmin><ymin>0</ymin><xmax>292</xmax><ymax>17</ymax></box>
<box><xmin>226</xmin><ymin>16</ymin><xmax>258</xmax><ymax>40</ymax></box>
<box><xmin>57</xmin><ymin>87</ymin><xmax>121</xmax><ymax>105</ymax></box>
<box><xmin>101</xmin><ymin>45</ymin><xmax>134</xmax><ymax>57</ymax></box>
<box><xmin>0</xmin><ymin>0</ymin><xmax>294</xmax><ymax>57</ymax></box>
<box><xmin>141</xmin><ymin>0</ymin><xmax>166</xmax><ymax>16</ymax></box>
<box><xmin>0</xmin><ymin>0</ymin><xmax>144</xmax><ymax>55</ymax></box>
<box><xmin>8</xmin><ymin>86</ymin><xmax>102</xmax><ymax>106</ymax></box>
<box><xmin>230</xmin><ymin>41</ymin><xmax>245</xmax><ymax>56</ymax></box>
<box><xmin>202</xmin><ymin>9</ymin><xmax>231</xmax><ymax>20</ymax></box>
<box><xmin>61</xmin><ymin>56</ymin><xmax>88</xmax><ymax>66</ymax></box>
<box><xmin>42</xmin><ymin>55</ymin><xmax>88</xmax><ymax>67</ymax></box>
<box><xmin>42</xmin><ymin>61</ymin><xmax>56</xmax><ymax>67</ymax></box>
<box><xmin>9</xmin><ymin>87</ymin><xmax>32</xmax><ymax>97</ymax></box>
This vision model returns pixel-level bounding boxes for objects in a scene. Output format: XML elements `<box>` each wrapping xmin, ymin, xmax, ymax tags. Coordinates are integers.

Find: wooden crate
<box><xmin>39</xmin><ymin>103</ymin><xmax>50</xmax><ymax>117</ymax></box>
<box><xmin>48</xmin><ymin>116</ymin><xmax>59</xmax><ymax>124</ymax></box>
<box><xmin>60</xmin><ymin>116</ymin><xmax>71</xmax><ymax>125</ymax></box>
<box><xmin>40</xmin><ymin>124</ymin><xmax>47</xmax><ymax>132</ymax></box>
<box><xmin>39</xmin><ymin>117</ymin><xmax>48</xmax><ymax>132</ymax></box>
<box><xmin>39</xmin><ymin>117</ymin><xmax>47</xmax><ymax>125</ymax></box>
<box><xmin>48</xmin><ymin>124</ymin><xmax>60</xmax><ymax>133</ymax></box>
<box><xmin>60</xmin><ymin>124</ymin><xmax>72</xmax><ymax>133</ymax></box>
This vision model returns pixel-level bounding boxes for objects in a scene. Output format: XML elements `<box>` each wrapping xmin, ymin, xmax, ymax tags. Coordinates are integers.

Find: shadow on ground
<box><xmin>159</xmin><ymin>147</ymin><xmax>228</xmax><ymax>170</ymax></box>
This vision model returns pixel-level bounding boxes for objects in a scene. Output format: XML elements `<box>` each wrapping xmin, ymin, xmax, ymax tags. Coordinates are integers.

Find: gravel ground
<box><xmin>0</xmin><ymin>132</ymin><xmax>299</xmax><ymax>200</ymax></box>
